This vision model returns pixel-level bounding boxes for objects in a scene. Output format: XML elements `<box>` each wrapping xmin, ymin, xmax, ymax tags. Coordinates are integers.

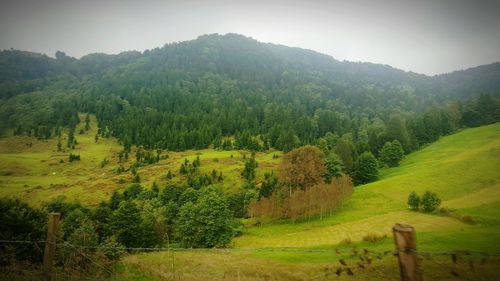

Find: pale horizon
<box><xmin>1</xmin><ymin>0</ymin><xmax>500</xmax><ymax>76</ymax></box>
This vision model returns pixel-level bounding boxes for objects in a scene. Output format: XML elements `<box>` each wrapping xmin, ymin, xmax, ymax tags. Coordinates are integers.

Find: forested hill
<box><xmin>0</xmin><ymin>33</ymin><xmax>499</xmax><ymax>153</ymax></box>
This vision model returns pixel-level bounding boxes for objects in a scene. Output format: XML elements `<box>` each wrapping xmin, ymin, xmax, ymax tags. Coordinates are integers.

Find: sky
<box><xmin>1</xmin><ymin>0</ymin><xmax>500</xmax><ymax>76</ymax></box>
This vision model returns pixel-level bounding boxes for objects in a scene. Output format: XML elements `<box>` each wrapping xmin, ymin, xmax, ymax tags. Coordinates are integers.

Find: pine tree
<box><xmin>85</xmin><ymin>113</ymin><xmax>91</xmax><ymax>131</ymax></box>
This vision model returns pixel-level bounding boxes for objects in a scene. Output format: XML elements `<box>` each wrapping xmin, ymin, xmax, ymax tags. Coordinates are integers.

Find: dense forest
<box><xmin>1</xmin><ymin>33</ymin><xmax>499</xmax><ymax>156</ymax></box>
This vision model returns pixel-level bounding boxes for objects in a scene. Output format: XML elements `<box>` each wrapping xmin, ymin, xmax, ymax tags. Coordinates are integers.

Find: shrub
<box><xmin>176</xmin><ymin>191</ymin><xmax>234</xmax><ymax>248</ymax></box>
<box><xmin>461</xmin><ymin>215</ymin><xmax>478</xmax><ymax>224</ymax></box>
<box><xmin>421</xmin><ymin>191</ymin><xmax>441</xmax><ymax>212</ymax></box>
<box><xmin>68</xmin><ymin>153</ymin><xmax>80</xmax><ymax>162</ymax></box>
<box><xmin>0</xmin><ymin>198</ymin><xmax>46</xmax><ymax>265</ymax></box>
<box><xmin>362</xmin><ymin>233</ymin><xmax>387</xmax><ymax>243</ymax></box>
<box><xmin>339</xmin><ymin>238</ymin><xmax>352</xmax><ymax>245</ymax></box>
<box><xmin>379</xmin><ymin>140</ymin><xmax>404</xmax><ymax>167</ymax></box>
<box><xmin>407</xmin><ymin>191</ymin><xmax>420</xmax><ymax>210</ymax></box>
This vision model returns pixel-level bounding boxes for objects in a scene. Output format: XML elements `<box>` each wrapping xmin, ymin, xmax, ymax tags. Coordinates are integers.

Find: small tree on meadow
<box><xmin>352</xmin><ymin>152</ymin><xmax>378</xmax><ymax>185</ymax></box>
<box><xmin>407</xmin><ymin>191</ymin><xmax>420</xmax><ymax>210</ymax></box>
<box><xmin>241</xmin><ymin>154</ymin><xmax>258</xmax><ymax>181</ymax></box>
<box><xmin>421</xmin><ymin>191</ymin><xmax>441</xmax><ymax>212</ymax></box>
<box><xmin>379</xmin><ymin>140</ymin><xmax>404</xmax><ymax>167</ymax></box>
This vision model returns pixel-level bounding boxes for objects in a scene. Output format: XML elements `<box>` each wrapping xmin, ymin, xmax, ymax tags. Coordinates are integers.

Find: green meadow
<box><xmin>0</xmin><ymin>114</ymin><xmax>282</xmax><ymax>206</ymax></box>
<box><xmin>118</xmin><ymin>123</ymin><xmax>500</xmax><ymax>280</ymax></box>
<box><xmin>1</xmin><ymin>118</ymin><xmax>499</xmax><ymax>280</ymax></box>
<box><xmin>234</xmin><ymin>123</ymin><xmax>500</xmax><ymax>251</ymax></box>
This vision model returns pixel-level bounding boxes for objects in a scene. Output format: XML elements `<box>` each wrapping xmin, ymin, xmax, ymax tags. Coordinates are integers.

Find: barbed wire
<box><xmin>3</xmin><ymin>239</ymin><xmax>500</xmax><ymax>258</ymax></box>
<box><xmin>0</xmin><ymin>239</ymin><xmax>45</xmax><ymax>244</ymax></box>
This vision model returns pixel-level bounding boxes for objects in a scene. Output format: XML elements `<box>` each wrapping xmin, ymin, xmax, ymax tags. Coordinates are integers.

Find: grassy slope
<box><xmin>118</xmin><ymin>123</ymin><xmax>500</xmax><ymax>281</ymax></box>
<box><xmin>233</xmin><ymin>123</ymin><xmax>500</xmax><ymax>252</ymax></box>
<box><xmin>2</xmin><ymin>119</ymin><xmax>499</xmax><ymax>280</ymax></box>
<box><xmin>0</xmin><ymin>114</ymin><xmax>282</xmax><ymax>207</ymax></box>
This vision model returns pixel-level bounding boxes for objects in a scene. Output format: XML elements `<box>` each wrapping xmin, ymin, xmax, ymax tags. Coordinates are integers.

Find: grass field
<box><xmin>233</xmin><ymin>123</ymin><xmax>500</xmax><ymax>251</ymax></box>
<box><xmin>1</xmin><ymin>120</ymin><xmax>499</xmax><ymax>280</ymax></box>
<box><xmin>0</xmin><ymin>114</ymin><xmax>282</xmax><ymax>206</ymax></box>
<box><xmin>118</xmin><ymin>123</ymin><xmax>500</xmax><ymax>280</ymax></box>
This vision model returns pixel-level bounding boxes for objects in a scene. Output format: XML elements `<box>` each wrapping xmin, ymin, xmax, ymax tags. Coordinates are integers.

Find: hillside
<box><xmin>113</xmin><ymin>123</ymin><xmax>500</xmax><ymax>281</ymax></box>
<box><xmin>1</xmin><ymin>34</ymin><xmax>499</xmax><ymax>154</ymax></box>
<box><xmin>0</xmin><ymin>113</ymin><xmax>282</xmax><ymax>206</ymax></box>
<box><xmin>1</xmin><ymin>34</ymin><xmax>500</xmax><ymax>280</ymax></box>
<box><xmin>234</xmin><ymin>123</ymin><xmax>500</xmax><ymax>250</ymax></box>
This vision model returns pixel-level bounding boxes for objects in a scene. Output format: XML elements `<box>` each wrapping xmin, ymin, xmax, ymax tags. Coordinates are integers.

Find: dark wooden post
<box><xmin>393</xmin><ymin>223</ymin><xmax>422</xmax><ymax>281</ymax></box>
<box><xmin>43</xmin><ymin>213</ymin><xmax>60</xmax><ymax>281</ymax></box>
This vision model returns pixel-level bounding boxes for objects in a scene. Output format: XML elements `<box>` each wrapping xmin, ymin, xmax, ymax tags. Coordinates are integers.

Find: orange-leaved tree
<box><xmin>279</xmin><ymin>145</ymin><xmax>326</xmax><ymax>196</ymax></box>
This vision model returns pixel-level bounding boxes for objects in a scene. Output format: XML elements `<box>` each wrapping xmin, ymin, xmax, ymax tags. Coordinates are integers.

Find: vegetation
<box><xmin>421</xmin><ymin>191</ymin><xmax>442</xmax><ymax>213</ymax></box>
<box><xmin>352</xmin><ymin>152</ymin><xmax>378</xmax><ymax>185</ymax></box>
<box><xmin>407</xmin><ymin>191</ymin><xmax>420</xmax><ymax>210</ymax></box>
<box><xmin>407</xmin><ymin>190</ymin><xmax>441</xmax><ymax>212</ymax></box>
<box><xmin>0</xmin><ymin>198</ymin><xmax>46</xmax><ymax>264</ymax></box>
<box><xmin>1</xmin><ymin>35</ymin><xmax>499</xmax><ymax>157</ymax></box>
<box><xmin>176</xmin><ymin>190</ymin><xmax>234</xmax><ymax>247</ymax></box>
<box><xmin>279</xmin><ymin>145</ymin><xmax>326</xmax><ymax>194</ymax></box>
<box><xmin>234</xmin><ymin>123</ymin><xmax>500</xmax><ymax>250</ymax></box>
<box><xmin>379</xmin><ymin>140</ymin><xmax>404</xmax><ymax>167</ymax></box>
<box><xmin>1</xmin><ymin>34</ymin><xmax>500</xmax><ymax>280</ymax></box>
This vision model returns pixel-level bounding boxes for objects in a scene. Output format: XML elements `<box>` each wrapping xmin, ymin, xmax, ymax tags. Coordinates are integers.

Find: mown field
<box><xmin>119</xmin><ymin>123</ymin><xmax>500</xmax><ymax>280</ymax></box>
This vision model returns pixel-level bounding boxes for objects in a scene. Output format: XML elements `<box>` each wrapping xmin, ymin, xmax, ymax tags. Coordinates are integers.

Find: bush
<box><xmin>421</xmin><ymin>191</ymin><xmax>441</xmax><ymax>212</ymax></box>
<box><xmin>362</xmin><ymin>233</ymin><xmax>387</xmax><ymax>243</ymax></box>
<box><xmin>407</xmin><ymin>191</ymin><xmax>420</xmax><ymax>210</ymax></box>
<box><xmin>353</xmin><ymin>152</ymin><xmax>378</xmax><ymax>185</ymax></box>
<box><xmin>176</xmin><ymin>191</ymin><xmax>234</xmax><ymax>248</ymax></box>
<box><xmin>68</xmin><ymin>153</ymin><xmax>80</xmax><ymax>162</ymax></box>
<box><xmin>0</xmin><ymin>198</ymin><xmax>47</xmax><ymax>265</ymax></box>
<box><xmin>379</xmin><ymin>140</ymin><xmax>404</xmax><ymax>167</ymax></box>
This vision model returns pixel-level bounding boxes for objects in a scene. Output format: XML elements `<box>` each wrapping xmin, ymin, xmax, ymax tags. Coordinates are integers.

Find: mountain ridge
<box><xmin>0</xmin><ymin>33</ymin><xmax>499</xmax><ymax>152</ymax></box>
<box><xmin>1</xmin><ymin>33</ymin><xmax>499</xmax><ymax>88</ymax></box>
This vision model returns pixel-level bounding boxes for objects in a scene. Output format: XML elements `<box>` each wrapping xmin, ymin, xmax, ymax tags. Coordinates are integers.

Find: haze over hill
<box><xmin>2</xmin><ymin>0</ymin><xmax>500</xmax><ymax>75</ymax></box>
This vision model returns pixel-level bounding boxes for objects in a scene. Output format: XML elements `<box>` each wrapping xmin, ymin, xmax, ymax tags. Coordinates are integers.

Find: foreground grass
<box><xmin>116</xmin><ymin>248</ymin><xmax>500</xmax><ymax>281</ymax></box>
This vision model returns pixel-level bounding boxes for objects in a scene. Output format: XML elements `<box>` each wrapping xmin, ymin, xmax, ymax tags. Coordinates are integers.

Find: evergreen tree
<box><xmin>322</xmin><ymin>152</ymin><xmax>344</xmax><ymax>184</ymax></box>
<box><xmin>379</xmin><ymin>140</ymin><xmax>404</xmax><ymax>167</ymax></box>
<box><xmin>334</xmin><ymin>137</ymin><xmax>358</xmax><ymax>174</ymax></box>
<box><xmin>385</xmin><ymin>114</ymin><xmax>410</xmax><ymax>153</ymax></box>
<box><xmin>67</xmin><ymin>128</ymin><xmax>75</xmax><ymax>148</ymax></box>
<box><xmin>85</xmin><ymin>113</ymin><xmax>91</xmax><ymax>131</ymax></box>
<box><xmin>109</xmin><ymin>201</ymin><xmax>156</xmax><ymax>247</ymax></box>
<box><xmin>241</xmin><ymin>154</ymin><xmax>258</xmax><ymax>181</ymax></box>
<box><xmin>352</xmin><ymin>152</ymin><xmax>378</xmax><ymax>185</ymax></box>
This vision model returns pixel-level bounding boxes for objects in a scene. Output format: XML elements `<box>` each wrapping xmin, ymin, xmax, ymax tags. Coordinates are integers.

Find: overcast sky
<box><xmin>1</xmin><ymin>0</ymin><xmax>499</xmax><ymax>75</ymax></box>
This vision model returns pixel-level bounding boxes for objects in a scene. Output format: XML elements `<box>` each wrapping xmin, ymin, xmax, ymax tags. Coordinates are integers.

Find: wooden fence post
<box><xmin>43</xmin><ymin>213</ymin><xmax>60</xmax><ymax>281</ymax></box>
<box><xmin>393</xmin><ymin>223</ymin><xmax>422</xmax><ymax>281</ymax></box>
